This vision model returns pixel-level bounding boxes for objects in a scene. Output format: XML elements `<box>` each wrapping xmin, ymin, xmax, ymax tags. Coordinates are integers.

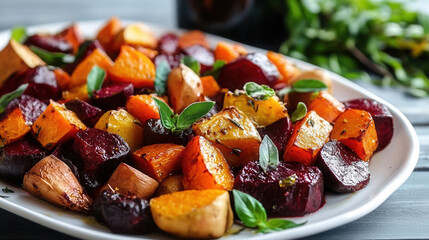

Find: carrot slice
<box><xmin>70</xmin><ymin>49</ymin><xmax>112</xmax><ymax>88</ymax></box>
<box><xmin>178</xmin><ymin>30</ymin><xmax>210</xmax><ymax>49</ymax></box>
<box><xmin>267</xmin><ymin>51</ymin><xmax>299</xmax><ymax>84</ymax></box>
<box><xmin>308</xmin><ymin>91</ymin><xmax>345</xmax><ymax>123</ymax></box>
<box><xmin>200</xmin><ymin>75</ymin><xmax>220</xmax><ymax>98</ymax></box>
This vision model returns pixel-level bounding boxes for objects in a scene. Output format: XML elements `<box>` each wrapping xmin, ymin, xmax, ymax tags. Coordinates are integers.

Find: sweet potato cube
<box><xmin>57</xmin><ymin>24</ymin><xmax>83</xmax><ymax>54</ymax></box>
<box><xmin>125</xmin><ymin>94</ymin><xmax>162</xmax><ymax>125</ymax></box>
<box><xmin>266</xmin><ymin>51</ymin><xmax>298</xmax><ymax>84</ymax></box>
<box><xmin>133</xmin><ymin>143</ymin><xmax>185</xmax><ymax>182</ymax></box>
<box><xmin>193</xmin><ymin>106</ymin><xmax>261</xmax><ymax>167</ymax></box>
<box><xmin>31</xmin><ymin>100</ymin><xmax>86</xmax><ymax>149</ymax></box>
<box><xmin>200</xmin><ymin>75</ymin><xmax>220</xmax><ymax>98</ymax></box>
<box><xmin>178</xmin><ymin>30</ymin><xmax>210</xmax><ymax>49</ymax></box>
<box><xmin>101</xmin><ymin>163</ymin><xmax>159</xmax><ymax>199</ymax></box>
<box><xmin>96</xmin><ymin>17</ymin><xmax>123</xmax><ymax>52</ymax></box>
<box><xmin>53</xmin><ymin>68</ymin><xmax>72</xmax><ymax>90</ymax></box>
<box><xmin>112</xmin><ymin>23</ymin><xmax>158</xmax><ymax>50</ymax></box>
<box><xmin>330</xmin><ymin>109</ymin><xmax>378</xmax><ymax>161</ymax></box>
<box><xmin>214</xmin><ymin>41</ymin><xmax>247</xmax><ymax>63</ymax></box>
<box><xmin>283</xmin><ymin>111</ymin><xmax>333</xmax><ymax>165</ymax></box>
<box><xmin>308</xmin><ymin>91</ymin><xmax>345</xmax><ymax>123</ymax></box>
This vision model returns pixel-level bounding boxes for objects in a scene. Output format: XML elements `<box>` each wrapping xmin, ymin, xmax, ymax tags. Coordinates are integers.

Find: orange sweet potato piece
<box><xmin>308</xmin><ymin>91</ymin><xmax>345</xmax><ymax>123</ymax></box>
<box><xmin>109</xmin><ymin>45</ymin><xmax>155</xmax><ymax>88</ymax></box>
<box><xmin>283</xmin><ymin>111</ymin><xmax>333</xmax><ymax>165</ymax></box>
<box><xmin>111</xmin><ymin>23</ymin><xmax>158</xmax><ymax>51</ymax></box>
<box><xmin>133</xmin><ymin>143</ymin><xmax>185</xmax><ymax>182</ymax></box>
<box><xmin>62</xmin><ymin>84</ymin><xmax>89</xmax><ymax>102</ymax></box>
<box><xmin>182</xmin><ymin>136</ymin><xmax>234</xmax><ymax>191</ymax></box>
<box><xmin>96</xmin><ymin>17</ymin><xmax>123</xmax><ymax>52</ymax></box>
<box><xmin>330</xmin><ymin>109</ymin><xmax>378</xmax><ymax>161</ymax></box>
<box><xmin>200</xmin><ymin>75</ymin><xmax>220</xmax><ymax>98</ymax></box>
<box><xmin>31</xmin><ymin>100</ymin><xmax>86</xmax><ymax>149</ymax></box>
<box><xmin>178</xmin><ymin>30</ymin><xmax>210</xmax><ymax>49</ymax></box>
<box><xmin>57</xmin><ymin>24</ymin><xmax>83</xmax><ymax>54</ymax></box>
<box><xmin>267</xmin><ymin>51</ymin><xmax>299</xmax><ymax>84</ymax></box>
<box><xmin>125</xmin><ymin>94</ymin><xmax>163</xmax><ymax>124</ymax></box>
<box><xmin>53</xmin><ymin>68</ymin><xmax>71</xmax><ymax>90</ymax></box>
<box><xmin>0</xmin><ymin>108</ymin><xmax>30</xmax><ymax>146</ymax></box>
<box><xmin>136</xmin><ymin>46</ymin><xmax>159</xmax><ymax>60</ymax></box>
<box><xmin>70</xmin><ymin>49</ymin><xmax>113</xmax><ymax>88</ymax></box>
<box><xmin>214</xmin><ymin>41</ymin><xmax>247</xmax><ymax>63</ymax></box>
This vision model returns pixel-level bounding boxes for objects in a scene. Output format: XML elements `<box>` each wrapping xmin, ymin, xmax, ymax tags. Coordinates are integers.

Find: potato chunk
<box><xmin>150</xmin><ymin>189</ymin><xmax>233</xmax><ymax>239</ymax></box>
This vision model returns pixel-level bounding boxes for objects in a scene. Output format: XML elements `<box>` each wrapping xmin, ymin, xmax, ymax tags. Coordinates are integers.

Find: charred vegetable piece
<box><xmin>23</xmin><ymin>155</ymin><xmax>92</xmax><ymax>213</ymax></box>
<box><xmin>182</xmin><ymin>44</ymin><xmax>214</xmax><ymax>74</ymax></box>
<box><xmin>111</xmin><ymin>23</ymin><xmax>158</xmax><ymax>51</ymax></box>
<box><xmin>94</xmin><ymin>189</ymin><xmax>154</xmax><ymax>234</ymax></box>
<box><xmin>96</xmin><ymin>17</ymin><xmax>123</xmax><ymax>53</ymax></box>
<box><xmin>316</xmin><ymin>140</ymin><xmax>370</xmax><ymax>193</ymax></box>
<box><xmin>330</xmin><ymin>109</ymin><xmax>378</xmax><ymax>161</ymax></box>
<box><xmin>133</xmin><ymin>143</ymin><xmax>185</xmax><ymax>182</ymax></box>
<box><xmin>157</xmin><ymin>33</ymin><xmax>180</xmax><ymax>55</ymax></box>
<box><xmin>283</xmin><ymin>110</ymin><xmax>332</xmax><ymax>166</ymax></box>
<box><xmin>235</xmin><ymin>161</ymin><xmax>324</xmax><ymax>217</ymax></box>
<box><xmin>125</xmin><ymin>94</ymin><xmax>162</xmax><ymax>125</ymax></box>
<box><xmin>307</xmin><ymin>91</ymin><xmax>345</xmax><ymax>123</ymax></box>
<box><xmin>150</xmin><ymin>189</ymin><xmax>233</xmax><ymax>239</ymax></box>
<box><xmin>257</xmin><ymin>117</ymin><xmax>292</xmax><ymax>156</ymax></box>
<box><xmin>64</xmin><ymin>99</ymin><xmax>104</xmax><ymax>128</ymax></box>
<box><xmin>217</xmin><ymin>53</ymin><xmax>280</xmax><ymax>90</ymax></box>
<box><xmin>0</xmin><ymin>135</ymin><xmax>48</xmax><ymax>184</ymax></box>
<box><xmin>31</xmin><ymin>100</ymin><xmax>86</xmax><ymax>150</ymax></box>
<box><xmin>143</xmin><ymin>118</ymin><xmax>193</xmax><ymax>146</ymax></box>
<box><xmin>182</xmin><ymin>136</ymin><xmax>234</xmax><ymax>191</ymax></box>
<box><xmin>91</xmin><ymin>83</ymin><xmax>134</xmax><ymax>111</ymax></box>
<box><xmin>343</xmin><ymin>98</ymin><xmax>393</xmax><ymax>151</ymax></box>
<box><xmin>155</xmin><ymin>175</ymin><xmax>184</xmax><ymax>196</ymax></box>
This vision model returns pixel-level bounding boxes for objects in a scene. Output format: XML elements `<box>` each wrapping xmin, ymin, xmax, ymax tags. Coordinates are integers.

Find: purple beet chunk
<box><xmin>235</xmin><ymin>161</ymin><xmax>324</xmax><ymax>217</ymax></box>
<box><xmin>143</xmin><ymin>118</ymin><xmax>193</xmax><ymax>146</ymax></box>
<box><xmin>257</xmin><ymin>117</ymin><xmax>292</xmax><ymax>156</ymax></box>
<box><xmin>218</xmin><ymin>53</ymin><xmax>280</xmax><ymax>91</ymax></box>
<box><xmin>154</xmin><ymin>53</ymin><xmax>183</xmax><ymax>69</ymax></box>
<box><xmin>0</xmin><ymin>135</ymin><xmax>49</xmax><ymax>185</ymax></box>
<box><xmin>158</xmin><ymin>33</ymin><xmax>180</xmax><ymax>55</ymax></box>
<box><xmin>182</xmin><ymin>44</ymin><xmax>214</xmax><ymax>74</ymax></box>
<box><xmin>65</xmin><ymin>99</ymin><xmax>104</xmax><ymax>127</ymax></box>
<box><xmin>73</xmin><ymin>129</ymin><xmax>130</xmax><ymax>189</ymax></box>
<box><xmin>94</xmin><ymin>189</ymin><xmax>154</xmax><ymax>234</ymax></box>
<box><xmin>0</xmin><ymin>95</ymin><xmax>47</xmax><ymax>125</ymax></box>
<box><xmin>24</xmin><ymin>34</ymin><xmax>73</xmax><ymax>54</ymax></box>
<box><xmin>343</xmin><ymin>98</ymin><xmax>394</xmax><ymax>151</ymax></box>
<box><xmin>63</xmin><ymin>40</ymin><xmax>104</xmax><ymax>74</ymax></box>
<box><xmin>91</xmin><ymin>83</ymin><xmax>134</xmax><ymax>111</ymax></box>
<box><xmin>316</xmin><ymin>140</ymin><xmax>370</xmax><ymax>193</ymax></box>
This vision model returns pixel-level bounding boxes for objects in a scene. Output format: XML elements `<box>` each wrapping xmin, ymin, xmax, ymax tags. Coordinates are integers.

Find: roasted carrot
<box><xmin>200</xmin><ymin>75</ymin><xmax>220</xmax><ymax>98</ymax></box>
<box><xmin>53</xmin><ymin>68</ymin><xmax>71</xmax><ymax>90</ymax></box>
<box><xmin>308</xmin><ymin>91</ymin><xmax>345</xmax><ymax>123</ymax></box>
<box><xmin>267</xmin><ymin>51</ymin><xmax>299</xmax><ymax>84</ymax></box>
<box><xmin>214</xmin><ymin>41</ymin><xmax>247</xmax><ymax>63</ymax></box>
<box><xmin>125</xmin><ymin>94</ymin><xmax>163</xmax><ymax>124</ymax></box>
<box><xmin>136</xmin><ymin>46</ymin><xmax>159</xmax><ymax>60</ymax></box>
<box><xmin>178</xmin><ymin>30</ymin><xmax>210</xmax><ymax>49</ymax></box>
<box><xmin>96</xmin><ymin>16</ymin><xmax>123</xmax><ymax>52</ymax></box>
<box><xmin>0</xmin><ymin>108</ymin><xmax>30</xmax><ymax>146</ymax></box>
<box><xmin>111</xmin><ymin>23</ymin><xmax>158</xmax><ymax>51</ymax></box>
<box><xmin>57</xmin><ymin>24</ymin><xmax>83</xmax><ymax>54</ymax></box>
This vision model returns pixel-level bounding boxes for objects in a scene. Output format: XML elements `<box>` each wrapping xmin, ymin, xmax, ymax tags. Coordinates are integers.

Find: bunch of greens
<box><xmin>280</xmin><ymin>0</ymin><xmax>429</xmax><ymax>97</ymax></box>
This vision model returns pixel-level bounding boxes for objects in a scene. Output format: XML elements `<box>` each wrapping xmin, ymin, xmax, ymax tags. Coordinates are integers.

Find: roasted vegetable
<box><xmin>178</xmin><ymin>30</ymin><xmax>210</xmax><ymax>49</ymax></box>
<box><xmin>266</xmin><ymin>51</ymin><xmax>299</xmax><ymax>84</ymax></box>
<box><xmin>150</xmin><ymin>189</ymin><xmax>233</xmax><ymax>239</ymax></box>
<box><xmin>24</xmin><ymin>34</ymin><xmax>73</xmax><ymax>54</ymax></box>
<box><xmin>62</xmin><ymin>84</ymin><xmax>89</xmax><ymax>102</ymax></box>
<box><xmin>64</xmin><ymin>99</ymin><xmax>104</xmax><ymax>128</ymax></box>
<box><xmin>57</xmin><ymin>24</ymin><xmax>83</xmax><ymax>54</ymax></box>
<box><xmin>125</xmin><ymin>94</ymin><xmax>162</xmax><ymax>125</ymax></box>
<box><xmin>143</xmin><ymin>118</ymin><xmax>193</xmax><ymax>146</ymax></box>
<box><xmin>96</xmin><ymin>17</ymin><xmax>123</xmax><ymax>53</ymax></box>
<box><xmin>214</xmin><ymin>41</ymin><xmax>247</xmax><ymax>63</ymax></box>
<box><xmin>111</xmin><ymin>23</ymin><xmax>158</xmax><ymax>51</ymax></box>
<box><xmin>200</xmin><ymin>75</ymin><xmax>220</xmax><ymax>98</ymax></box>
<box><xmin>158</xmin><ymin>33</ymin><xmax>180</xmax><ymax>55</ymax></box>
<box><xmin>307</xmin><ymin>91</ymin><xmax>345</xmax><ymax>123</ymax></box>
<box><xmin>91</xmin><ymin>83</ymin><xmax>134</xmax><ymax>111</ymax></box>
<box><xmin>257</xmin><ymin>117</ymin><xmax>292</xmax><ymax>156</ymax></box>
<box><xmin>182</xmin><ymin>44</ymin><xmax>214</xmax><ymax>73</ymax></box>
<box><xmin>155</xmin><ymin>175</ymin><xmax>184</xmax><ymax>196</ymax></box>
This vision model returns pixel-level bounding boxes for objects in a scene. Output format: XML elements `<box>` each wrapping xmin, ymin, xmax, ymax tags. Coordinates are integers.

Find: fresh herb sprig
<box><xmin>244</xmin><ymin>82</ymin><xmax>275</xmax><ymax>101</ymax></box>
<box><xmin>2</xmin><ymin>186</ymin><xmax>14</xmax><ymax>194</ymax></box>
<box><xmin>203</xmin><ymin>60</ymin><xmax>226</xmax><ymax>79</ymax></box>
<box><xmin>86</xmin><ymin>65</ymin><xmax>106</xmax><ymax>98</ymax></box>
<box><xmin>291</xmin><ymin>102</ymin><xmax>307</xmax><ymax>123</ymax></box>
<box><xmin>0</xmin><ymin>84</ymin><xmax>28</xmax><ymax>113</ymax></box>
<box><xmin>181</xmin><ymin>56</ymin><xmax>200</xmax><ymax>75</ymax></box>
<box><xmin>154</xmin><ymin>60</ymin><xmax>171</xmax><ymax>96</ymax></box>
<box><xmin>259</xmin><ymin>136</ymin><xmax>279</xmax><ymax>173</ymax></box>
<box><xmin>11</xmin><ymin>26</ymin><xmax>27</xmax><ymax>43</ymax></box>
<box><xmin>277</xmin><ymin>79</ymin><xmax>327</xmax><ymax>98</ymax></box>
<box><xmin>30</xmin><ymin>46</ymin><xmax>75</xmax><ymax>66</ymax></box>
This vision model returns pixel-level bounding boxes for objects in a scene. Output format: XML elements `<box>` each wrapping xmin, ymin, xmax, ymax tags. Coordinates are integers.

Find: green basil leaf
<box><xmin>153</xmin><ymin>97</ymin><xmax>176</xmax><ymax>130</ymax></box>
<box><xmin>154</xmin><ymin>60</ymin><xmax>171</xmax><ymax>96</ymax></box>
<box><xmin>259</xmin><ymin>136</ymin><xmax>279</xmax><ymax>173</ymax></box>
<box><xmin>74</xmin><ymin>40</ymin><xmax>93</xmax><ymax>61</ymax></box>
<box><xmin>258</xmin><ymin>219</ymin><xmax>306</xmax><ymax>233</ymax></box>
<box><xmin>203</xmin><ymin>60</ymin><xmax>226</xmax><ymax>79</ymax></box>
<box><xmin>292</xmin><ymin>79</ymin><xmax>328</xmax><ymax>93</ymax></box>
<box><xmin>0</xmin><ymin>84</ymin><xmax>28</xmax><ymax>113</ymax></box>
<box><xmin>232</xmin><ymin>190</ymin><xmax>267</xmax><ymax>228</ymax></box>
<box><xmin>87</xmin><ymin>65</ymin><xmax>106</xmax><ymax>98</ymax></box>
<box><xmin>176</xmin><ymin>101</ymin><xmax>214</xmax><ymax>130</ymax></box>
<box><xmin>181</xmin><ymin>56</ymin><xmax>200</xmax><ymax>75</ymax></box>
<box><xmin>11</xmin><ymin>26</ymin><xmax>27</xmax><ymax>43</ymax></box>
<box><xmin>30</xmin><ymin>46</ymin><xmax>75</xmax><ymax>66</ymax></box>
<box><xmin>291</xmin><ymin>102</ymin><xmax>307</xmax><ymax>122</ymax></box>
<box><xmin>244</xmin><ymin>82</ymin><xmax>275</xmax><ymax>100</ymax></box>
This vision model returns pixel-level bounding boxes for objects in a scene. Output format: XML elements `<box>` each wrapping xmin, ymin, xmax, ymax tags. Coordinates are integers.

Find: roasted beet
<box><xmin>257</xmin><ymin>117</ymin><xmax>292</xmax><ymax>155</ymax></box>
<box><xmin>0</xmin><ymin>95</ymin><xmax>47</xmax><ymax>125</ymax></box>
<box><xmin>158</xmin><ymin>33</ymin><xmax>180</xmax><ymax>55</ymax></box>
<box><xmin>0</xmin><ymin>135</ymin><xmax>48</xmax><ymax>184</ymax></box>
<box><xmin>24</xmin><ymin>34</ymin><xmax>73</xmax><ymax>54</ymax></box>
<box><xmin>65</xmin><ymin>99</ymin><xmax>104</xmax><ymax>127</ymax></box>
<box><xmin>235</xmin><ymin>161</ymin><xmax>324</xmax><ymax>217</ymax></box>
<box><xmin>182</xmin><ymin>44</ymin><xmax>214</xmax><ymax>74</ymax></box>
<box><xmin>316</xmin><ymin>140</ymin><xmax>370</xmax><ymax>193</ymax></box>
<box><xmin>94</xmin><ymin>189</ymin><xmax>154</xmax><ymax>234</ymax></box>
<box><xmin>154</xmin><ymin>53</ymin><xmax>183</xmax><ymax>69</ymax></box>
<box><xmin>91</xmin><ymin>83</ymin><xmax>134</xmax><ymax>111</ymax></box>
<box><xmin>343</xmin><ymin>98</ymin><xmax>393</xmax><ymax>151</ymax></box>
<box><xmin>218</xmin><ymin>53</ymin><xmax>280</xmax><ymax>90</ymax></box>
<box><xmin>143</xmin><ymin>118</ymin><xmax>193</xmax><ymax>146</ymax></box>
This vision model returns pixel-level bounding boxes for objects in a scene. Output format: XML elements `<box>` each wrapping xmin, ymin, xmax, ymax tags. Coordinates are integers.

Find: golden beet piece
<box><xmin>155</xmin><ymin>175</ymin><xmax>184</xmax><ymax>196</ymax></box>
<box><xmin>0</xmin><ymin>108</ymin><xmax>31</xmax><ymax>147</ymax></box>
<box><xmin>31</xmin><ymin>100</ymin><xmax>86</xmax><ymax>150</ymax></box>
<box><xmin>112</xmin><ymin>23</ymin><xmax>158</xmax><ymax>50</ymax></box>
<box><xmin>125</xmin><ymin>94</ymin><xmax>163</xmax><ymax>125</ymax></box>
<box><xmin>182</xmin><ymin>136</ymin><xmax>234</xmax><ymax>191</ymax></box>
<box><xmin>193</xmin><ymin>107</ymin><xmax>261</xmax><ymax>167</ymax></box>
<box><xmin>150</xmin><ymin>189</ymin><xmax>233</xmax><ymax>239</ymax></box>
<box><xmin>267</xmin><ymin>51</ymin><xmax>299</xmax><ymax>84</ymax></box>
<box><xmin>178</xmin><ymin>30</ymin><xmax>210</xmax><ymax>49</ymax></box>
<box><xmin>283</xmin><ymin>110</ymin><xmax>333</xmax><ymax>165</ymax></box>
<box><xmin>62</xmin><ymin>84</ymin><xmax>89</xmax><ymax>102</ymax></box>
<box><xmin>214</xmin><ymin>41</ymin><xmax>247</xmax><ymax>63</ymax></box>
<box><xmin>308</xmin><ymin>91</ymin><xmax>345</xmax><ymax>123</ymax></box>
<box><xmin>330</xmin><ymin>109</ymin><xmax>378</xmax><ymax>161</ymax></box>
<box><xmin>133</xmin><ymin>143</ymin><xmax>185</xmax><ymax>182</ymax></box>
<box><xmin>96</xmin><ymin>16</ymin><xmax>123</xmax><ymax>52</ymax></box>
<box><xmin>200</xmin><ymin>75</ymin><xmax>220</xmax><ymax>98</ymax></box>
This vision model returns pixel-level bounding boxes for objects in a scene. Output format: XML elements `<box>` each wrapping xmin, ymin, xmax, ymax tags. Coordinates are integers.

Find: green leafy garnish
<box><xmin>232</xmin><ymin>190</ymin><xmax>305</xmax><ymax>233</ymax></box>
<box><xmin>153</xmin><ymin>98</ymin><xmax>214</xmax><ymax>134</ymax></box>
<box><xmin>291</xmin><ymin>102</ymin><xmax>307</xmax><ymax>122</ymax></box>
<box><xmin>259</xmin><ymin>136</ymin><xmax>279</xmax><ymax>173</ymax></box>
<box><xmin>244</xmin><ymin>82</ymin><xmax>275</xmax><ymax>100</ymax></box>
<box><xmin>0</xmin><ymin>195</ymin><xmax>9</xmax><ymax>199</ymax></box>
<box><xmin>203</xmin><ymin>60</ymin><xmax>226</xmax><ymax>79</ymax></box>
<box><xmin>86</xmin><ymin>65</ymin><xmax>106</xmax><ymax>98</ymax></box>
<box><xmin>181</xmin><ymin>56</ymin><xmax>200</xmax><ymax>75</ymax></box>
<box><xmin>0</xmin><ymin>84</ymin><xmax>28</xmax><ymax>113</ymax></box>
<box><xmin>154</xmin><ymin>60</ymin><xmax>171</xmax><ymax>96</ymax></box>
<box><xmin>2</xmin><ymin>186</ymin><xmax>14</xmax><ymax>194</ymax></box>
<box><xmin>292</xmin><ymin>79</ymin><xmax>328</xmax><ymax>93</ymax></box>
<box><xmin>11</xmin><ymin>26</ymin><xmax>27</xmax><ymax>43</ymax></box>
<box><xmin>30</xmin><ymin>46</ymin><xmax>75</xmax><ymax>66</ymax></box>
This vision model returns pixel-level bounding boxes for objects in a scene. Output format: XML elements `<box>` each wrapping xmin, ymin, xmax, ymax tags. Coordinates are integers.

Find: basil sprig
<box><xmin>11</xmin><ymin>26</ymin><xmax>27</xmax><ymax>43</ymax></box>
<box><xmin>0</xmin><ymin>84</ymin><xmax>28</xmax><ymax>113</ymax></box>
<box><xmin>277</xmin><ymin>79</ymin><xmax>327</xmax><ymax>98</ymax></box>
<box><xmin>259</xmin><ymin>136</ymin><xmax>279</xmax><ymax>173</ymax></box>
<box><xmin>153</xmin><ymin>98</ymin><xmax>214</xmax><ymax>134</ymax></box>
<box><xmin>291</xmin><ymin>102</ymin><xmax>307</xmax><ymax>123</ymax></box>
<box><xmin>154</xmin><ymin>60</ymin><xmax>171</xmax><ymax>96</ymax></box>
<box><xmin>203</xmin><ymin>60</ymin><xmax>226</xmax><ymax>80</ymax></box>
<box><xmin>87</xmin><ymin>65</ymin><xmax>106</xmax><ymax>98</ymax></box>
<box><xmin>233</xmin><ymin>190</ymin><xmax>305</xmax><ymax>233</ymax></box>
<box><xmin>244</xmin><ymin>82</ymin><xmax>275</xmax><ymax>101</ymax></box>
<box><xmin>30</xmin><ymin>45</ymin><xmax>75</xmax><ymax>66</ymax></box>
<box><xmin>181</xmin><ymin>56</ymin><xmax>200</xmax><ymax>75</ymax></box>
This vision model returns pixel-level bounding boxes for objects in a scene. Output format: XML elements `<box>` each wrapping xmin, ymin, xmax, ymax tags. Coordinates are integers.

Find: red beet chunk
<box><xmin>65</xmin><ymin>99</ymin><xmax>104</xmax><ymax>127</ymax></box>
<box><xmin>343</xmin><ymin>98</ymin><xmax>393</xmax><ymax>151</ymax></box>
<box><xmin>158</xmin><ymin>33</ymin><xmax>180</xmax><ymax>55</ymax></box>
<box><xmin>92</xmin><ymin>83</ymin><xmax>134</xmax><ymax>111</ymax></box>
<box><xmin>0</xmin><ymin>95</ymin><xmax>47</xmax><ymax>125</ymax></box>
<box><xmin>218</xmin><ymin>53</ymin><xmax>280</xmax><ymax>90</ymax></box>
<box><xmin>24</xmin><ymin>34</ymin><xmax>73</xmax><ymax>54</ymax></box>
<box><xmin>182</xmin><ymin>44</ymin><xmax>214</xmax><ymax>73</ymax></box>
<box><xmin>316</xmin><ymin>140</ymin><xmax>370</xmax><ymax>193</ymax></box>
<box><xmin>143</xmin><ymin>118</ymin><xmax>193</xmax><ymax>146</ymax></box>
<box><xmin>235</xmin><ymin>161</ymin><xmax>324</xmax><ymax>217</ymax></box>
<box><xmin>154</xmin><ymin>53</ymin><xmax>183</xmax><ymax>69</ymax></box>
<box><xmin>257</xmin><ymin>117</ymin><xmax>292</xmax><ymax>156</ymax></box>
<box><xmin>0</xmin><ymin>135</ymin><xmax>48</xmax><ymax>184</ymax></box>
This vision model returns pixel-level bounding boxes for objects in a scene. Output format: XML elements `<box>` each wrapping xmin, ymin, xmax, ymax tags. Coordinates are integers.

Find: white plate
<box><xmin>0</xmin><ymin>20</ymin><xmax>420</xmax><ymax>240</ymax></box>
